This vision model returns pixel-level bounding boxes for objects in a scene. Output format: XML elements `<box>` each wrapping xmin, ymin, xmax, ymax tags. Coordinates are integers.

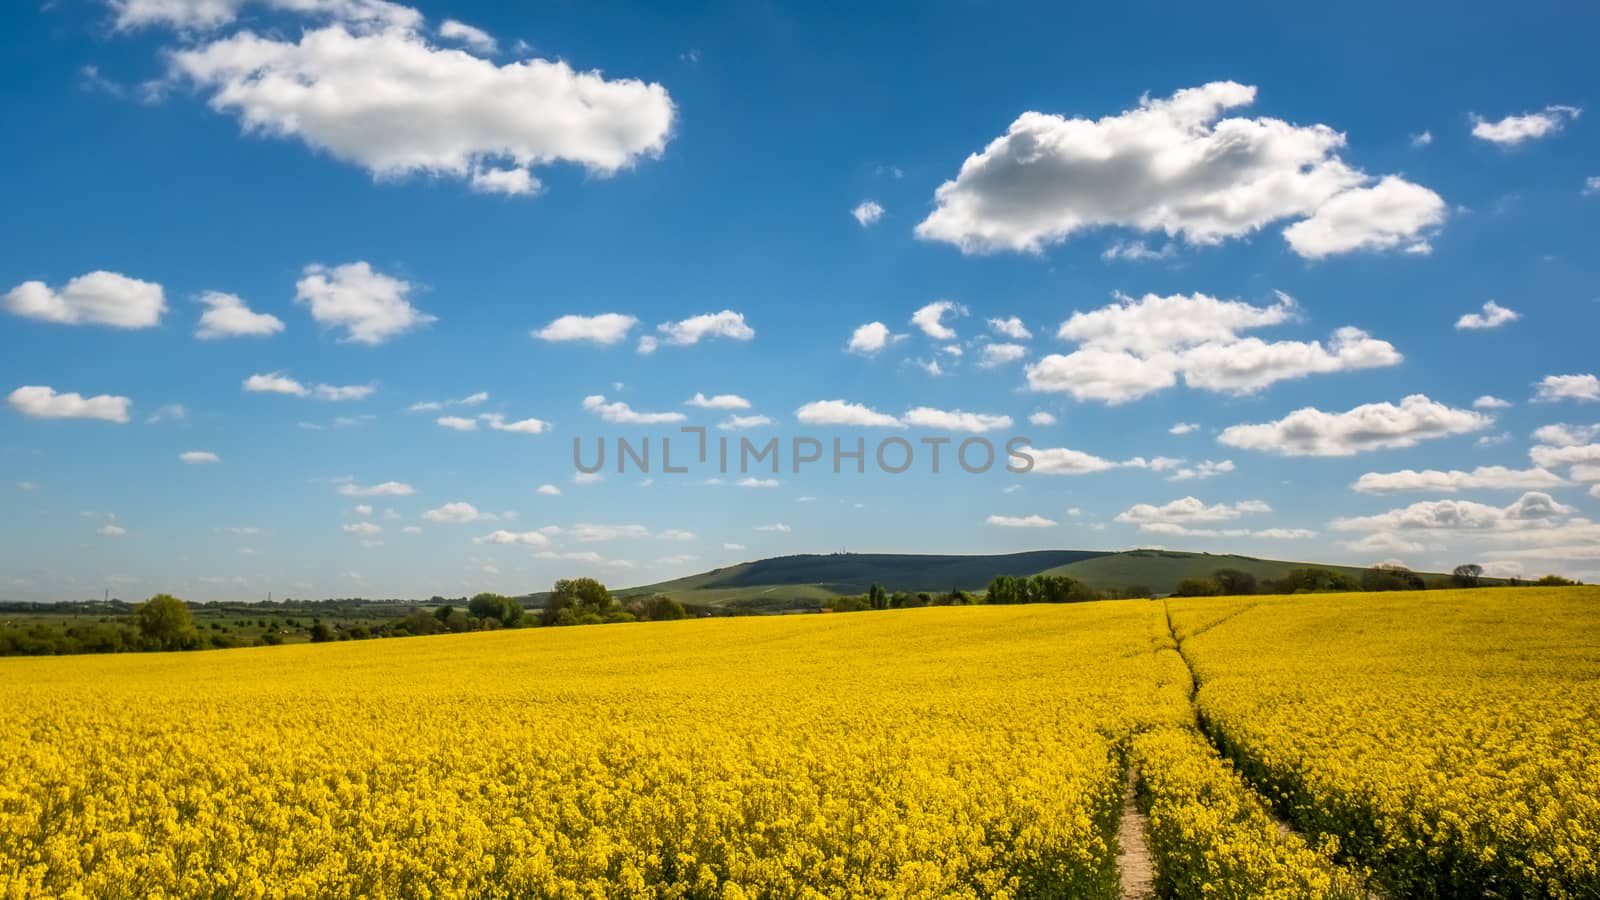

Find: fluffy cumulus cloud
<box><xmin>1455</xmin><ymin>300</ymin><xmax>1520</xmax><ymax>331</ymax></box>
<box><xmin>987</xmin><ymin>514</ymin><xmax>1057</xmax><ymax>528</ymax></box>
<box><xmin>851</xmin><ymin>201</ymin><xmax>884</xmax><ymax>226</ymax></box>
<box><xmin>1219</xmin><ymin>394</ymin><xmax>1491</xmax><ymax>457</ymax></box>
<box><xmin>295</xmin><ymin>262</ymin><xmax>433</xmax><ymax>344</ymax></box>
<box><xmin>910</xmin><ymin>300</ymin><xmax>966</xmax><ymax>340</ymax></box>
<box><xmin>194</xmin><ymin>291</ymin><xmax>285</xmax><ymax>339</ymax></box>
<box><xmin>1028</xmin><ymin>411</ymin><xmax>1057</xmax><ymax>426</ymax></box>
<box><xmin>7</xmin><ymin>386</ymin><xmax>132</xmax><ymax>423</ymax></box>
<box><xmin>112</xmin><ymin>0</ymin><xmax>423</xmax><ymax>30</ymax></box>
<box><xmin>1168</xmin><ymin>459</ymin><xmax>1234</xmax><ymax>481</ymax></box>
<box><xmin>438</xmin><ymin>18</ymin><xmax>496</xmax><ymax>53</ymax></box>
<box><xmin>640</xmin><ymin>310</ymin><xmax>753</xmax><ymax>353</ymax></box>
<box><xmin>847</xmin><ymin>321</ymin><xmax>897</xmax><ymax>355</ymax></box>
<box><xmin>571</xmin><ymin>523</ymin><xmax>650</xmax><ymax>542</ymax></box>
<box><xmin>719</xmin><ymin>414</ymin><xmax>772</xmax><ymax>430</ymax></box>
<box><xmin>582</xmin><ymin>395</ymin><xmax>686</xmax><ymax>424</ymax></box>
<box><xmin>916</xmin><ymin>81</ymin><xmax>1442</xmax><ymax>259</ymax></box>
<box><xmin>686</xmin><ymin>392</ymin><xmax>750</xmax><ymax>410</ymax></box>
<box><xmin>1474</xmin><ymin>395</ymin><xmax>1512</xmax><ymax>410</ymax></box>
<box><xmin>436</xmin><ymin>416</ymin><xmax>477</xmax><ymax>431</ymax></box>
<box><xmin>167</xmin><ymin>18</ymin><xmax>674</xmax><ymax>197</ymax></box>
<box><xmin>1353</xmin><ymin>466</ymin><xmax>1567</xmax><ymax>494</ymax></box>
<box><xmin>474</xmin><ymin>529</ymin><xmax>550</xmax><ymax>546</ymax></box>
<box><xmin>979</xmin><ymin>343</ymin><xmax>1027</xmax><ymax>368</ymax></box>
<box><xmin>537</xmin><ymin>484</ymin><xmax>562</xmax><ymax>496</ymax></box>
<box><xmin>1533</xmin><ymin>424</ymin><xmax>1600</xmax><ymax>448</ymax></box>
<box><xmin>1332</xmin><ymin>491</ymin><xmax>1572</xmax><ymax>534</ymax></box>
<box><xmin>179</xmin><ymin>450</ymin><xmax>221</xmax><ymax>464</ymax></box>
<box><xmin>422</xmin><ymin>501</ymin><xmax>488</xmax><ymax>523</ymax></box>
<box><xmin>794</xmin><ymin>400</ymin><xmax>904</xmax><ymax>428</ymax></box>
<box><xmin>4</xmin><ymin>271</ymin><xmax>165</xmax><ymax>328</ymax></box>
<box><xmin>988</xmin><ymin>316</ymin><xmax>1031</xmax><ymax>340</ymax></box>
<box><xmin>241</xmin><ymin>372</ymin><xmax>373</xmax><ymax>400</ymax></box>
<box><xmin>1114</xmin><ymin>496</ymin><xmax>1300</xmax><ymax>538</ymax></box>
<box><xmin>1026</xmin><ymin>292</ymin><xmax>1399</xmax><ymax>404</ymax></box>
<box><xmin>533</xmin><ymin>313</ymin><xmax>638</xmax><ymax>345</ymax></box>
<box><xmin>1534</xmin><ymin>374</ymin><xmax>1600</xmax><ymax>403</ymax></box>
<box><xmin>1470</xmin><ymin>105</ymin><xmax>1582</xmax><ymax>145</ymax></box>
<box><xmin>479</xmin><ymin>413</ymin><xmax>548</xmax><ymax>434</ymax></box>
<box><xmin>1029</xmin><ymin>447</ymin><xmax>1181</xmax><ymax>476</ymax></box>
<box><xmin>902</xmin><ymin>407</ymin><xmax>1013</xmax><ymax>433</ymax></box>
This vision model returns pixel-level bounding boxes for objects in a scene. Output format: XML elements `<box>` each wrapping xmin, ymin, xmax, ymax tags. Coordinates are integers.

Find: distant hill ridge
<box><xmin>618</xmin><ymin>548</ymin><xmax>1397</xmax><ymax>608</ymax></box>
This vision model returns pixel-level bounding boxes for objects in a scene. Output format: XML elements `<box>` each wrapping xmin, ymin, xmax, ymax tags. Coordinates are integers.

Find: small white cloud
<box><xmin>1167</xmin><ymin>459</ymin><xmax>1234</xmax><ymax>481</ymax></box>
<box><xmin>312</xmin><ymin>383</ymin><xmax>375</xmax><ymax>401</ymax></box>
<box><xmin>1455</xmin><ymin>300</ymin><xmax>1519</xmax><ymax>330</ymax></box>
<box><xmin>719</xmin><ymin>414</ymin><xmax>773</xmax><ymax>430</ymax></box>
<box><xmin>902</xmin><ymin>407</ymin><xmax>1012</xmax><ymax>433</ymax></box>
<box><xmin>847</xmin><ymin>321</ymin><xmax>897</xmax><ymax>355</ymax></box>
<box><xmin>4</xmin><ymin>271</ymin><xmax>165</xmax><ymax>328</ymax></box>
<box><xmin>1585</xmin><ymin>176</ymin><xmax>1600</xmax><ymax>196</ymax></box>
<box><xmin>650</xmin><ymin>310</ymin><xmax>754</xmax><ymax>349</ymax></box>
<box><xmin>1028</xmin><ymin>411</ymin><xmax>1057</xmax><ymax>426</ymax></box>
<box><xmin>1169</xmin><ymin>422</ymin><xmax>1199</xmax><ymax>435</ymax></box>
<box><xmin>1470</xmin><ymin>105</ymin><xmax>1582</xmax><ymax>145</ymax></box>
<box><xmin>910</xmin><ymin>300</ymin><xmax>966</xmax><ymax>340</ymax></box>
<box><xmin>1218</xmin><ymin>394</ymin><xmax>1490</xmax><ymax>456</ymax></box>
<box><xmin>1101</xmin><ymin>240</ymin><xmax>1177</xmax><ymax>262</ymax></box>
<box><xmin>1534</xmin><ymin>374</ymin><xmax>1600</xmax><ymax>403</ymax></box>
<box><xmin>795</xmin><ymin>400</ymin><xmax>903</xmax><ymax>428</ymax></box>
<box><xmin>987</xmin><ymin>316</ymin><xmax>1031</xmax><ymax>340</ymax></box>
<box><xmin>1353</xmin><ymin>466</ymin><xmax>1567</xmax><ymax>494</ymax></box>
<box><xmin>408</xmin><ymin>391</ymin><xmax>489</xmax><ymax>412</ymax></box>
<box><xmin>337</xmin><ymin>481</ymin><xmax>414</xmax><ymax>497</ymax></box>
<box><xmin>852</xmin><ymin>200</ymin><xmax>885</xmax><ymax>227</ymax></box>
<box><xmin>98</xmin><ymin>524</ymin><xmax>127</xmax><ymax>537</ymax></box>
<box><xmin>243</xmin><ymin>372</ymin><xmax>308</xmax><ymax>397</ymax></box>
<box><xmin>582</xmin><ymin>394</ymin><xmax>687</xmax><ymax>424</ymax></box>
<box><xmin>1473</xmin><ymin>395</ymin><xmax>1512</xmax><ymax>410</ymax></box>
<box><xmin>572</xmin><ymin>523</ymin><xmax>649</xmax><ymax>542</ymax></box>
<box><xmin>438</xmin><ymin>18</ymin><xmax>497</xmax><ymax>53</ymax></box>
<box><xmin>7</xmin><ymin>386</ymin><xmax>131</xmax><ymax>423</ymax></box>
<box><xmin>423</xmin><ymin>501</ymin><xmax>487</xmax><ymax>523</ymax></box>
<box><xmin>722</xmin><ymin>542</ymin><xmax>746</xmax><ymax>551</ymax></box>
<box><xmin>534</xmin><ymin>313</ymin><xmax>638</xmax><ymax>345</ymax></box>
<box><xmin>754</xmin><ymin>523</ymin><xmax>790</xmax><ymax>533</ymax></box>
<box><xmin>474</xmin><ymin>529</ymin><xmax>550</xmax><ymax>546</ymax></box>
<box><xmin>145</xmin><ymin>403</ymin><xmax>186</xmax><ymax>424</ymax></box>
<box><xmin>738</xmin><ymin>477</ymin><xmax>778</xmax><ymax>488</ymax></box>
<box><xmin>480</xmin><ymin>413</ymin><xmax>548</xmax><ymax>434</ymax></box>
<box><xmin>296</xmin><ymin>262</ymin><xmax>434</xmax><ymax>345</ymax></box>
<box><xmin>437</xmin><ymin>416</ymin><xmax>477</xmax><ymax>431</ymax></box>
<box><xmin>537</xmin><ymin>484</ymin><xmax>562</xmax><ymax>496</ymax></box>
<box><xmin>353</xmin><ymin>504</ymin><xmax>373</xmax><ymax>516</ymax></box>
<box><xmin>195</xmin><ymin>291</ymin><xmax>284</xmax><ymax>339</ymax></box>
<box><xmin>1283</xmin><ymin>176</ymin><xmax>1445</xmax><ymax>259</ymax></box>
<box><xmin>978</xmin><ymin>343</ymin><xmax>1027</xmax><ymax>368</ymax></box>
<box><xmin>573</xmin><ymin>472</ymin><xmax>603</xmax><ymax>485</ymax></box>
<box><xmin>687</xmin><ymin>392</ymin><xmax>750</xmax><ymax>409</ymax></box>
<box><xmin>986</xmin><ymin>514</ymin><xmax>1057</xmax><ymax>528</ymax></box>
<box><xmin>342</xmin><ymin>522</ymin><xmax>382</xmax><ymax>536</ymax></box>
<box><xmin>1410</xmin><ymin>130</ymin><xmax>1433</xmax><ymax>148</ymax></box>
<box><xmin>178</xmin><ymin>450</ymin><xmax>220</xmax><ymax>464</ymax></box>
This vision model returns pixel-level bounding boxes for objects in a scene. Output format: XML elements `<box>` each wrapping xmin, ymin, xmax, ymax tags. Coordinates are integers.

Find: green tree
<box><xmin>468</xmin><ymin>592</ymin><xmax>524</xmax><ymax>627</ymax></box>
<box><xmin>867</xmin><ymin>583</ymin><xmax>888</xmax><ymax>610</ymax></box>
<box><xmin>1172</xmin><ymin>577</ymin><xmax>1221</xmax><ymax>597</ymax></box>
<box><xmin>641</xmin><ymin>595</ymin><xmax>686</xmax><ymax>620</ymax></box>
<box><xmin>1212</xmin><ymin>569</ymin><xmax>1258</xmax><ymax>596</ymax></box>
<box><xmin>544</xmin><ymin>578</ymin><xmax>614</xmax><ymax>625</ymax></box>
<box><xmin>132</xmin><ymin>594</ymin><xmax>200</xmax><ymax>651</ymax></box>
<box><xmin>1451</xmin><ymin>563</ymin><xmax>1484</xmax><ymax>588</ymax></box>
<box><xmin>309</xmin><ymin>622</ymin><xmax>335</xmax><ymax>642</ymax></box>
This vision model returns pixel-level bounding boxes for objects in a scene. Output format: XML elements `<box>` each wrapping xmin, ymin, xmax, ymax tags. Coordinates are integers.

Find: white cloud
<box><xmin>902</xmin><ymin>407</ymin><xmax>1013</xmax><ymax>433</ymax></box>
<box><xmin>1168</xmin><ymin>459</ymin><xmax>1234</xmax><ymax>481</ymax></box>
<box><xmin>582</xmin><ymin>394</ymin><xmax>687</xmax><ymax>424</ymax></box>
<box><xmin>1529</xmin><ymin>443</ymin><xmax>1600</xmax><ymax>468</ymax></box>
<box><xmin>474</xmin><ymin>529</ymin><xmax>550</xmax><ymax>546</ymax></box>
<box><xmin>342</xmin><ymin>521</ymin><xmax>382</xmax><ymax>535</ymax></box>
<box><xmin>98</xmin><ymin>524</ymin><xmax>127</xmax><ymax>537</ymax></box>
<box><xmin>1345</xmin><ymin>532</ymin><xmax>1428</xmax><ymax>555</ymax></box>
<box><xmin>988</xmin><ymin>316</ymin><xmax>1031</xmax><ymax>340</ymax></box>
<box><xmin>1030</xmin><ymin>447</ymin><xmax>1125</xmax><ymax>475</ymax></box>
<box><xmin>1455</xmin><ymin>300</ymin><xmax>1519</xmax><ymax>330</ymax></box>
<box><xmin>1533</xmin><ymin>424</ymin><xmax>1600</xmax><ymax>447</ymax></box>
<box><xmin>353</xmin><ymin>504</ymin><xmax>372</xmax><ymax>516</ymax></box>
<box><xmin>401</xmin><ymin>525</ymin><xmax>422</xmax><ymax>534</ymax></box>
<box><xmin>145</xmin><ymin>403</ymin><xmax>187</xmax><ymax>424</ymax></box>
<box><xmin>1218</xmin><ymin>394</ymin><xmax>1491</xmax><ymax>456</ymax></box>
<box><xmin>852</xmin><ymin>201</ymin><xmax>884</xmax><ymax>226</ymax></box>
<box><xmin>312</xmin><ymin>383</ymin><xmax>375</xmax><ymax>401</ymax></box>
<box><xmin>422</xmin><ymin>501</ymin><xmax>487</xmax><ymax>523</ymax></box>
<box><xmin>916</xmin><ymin>81</ymin><xmax>1441</xmax><ymax>259</ymax></box>
<box><xmin>407</xmin><ymin>391</ymin><xmax>488</xmax><ymax>412</ymax></box>
<box><xmin>573</xmin><ymin>472</ymin><xmax>603</xmax><ymax>485</ymax></box>
<box><xmin>1282</xmin><ymin>176</ymin><xmax>1445</xmax><ymax>258</ymax></box>
<box><xmin>4</xmin><ymin>271</ymin><xmax>165</xmax><ymax>328</ymax></box>
<box><xmin>537</xmin><ymin>483</ymin><xmax>562</xmax><ymax>496</ymax></box>
<box><xmin>754</xmin><ymin>523</ymin><xmax>790</xmax><ymax>533</ymax></box>
<box><xmin>295</xmin><ymin>262</ymin><xmax>433</xmax><ymax>344</ymax></box>
<box><xmin>438</xmin><ymin>18</ymin><xmax>496</xmax><ymax>53</ymax></box>
<box><xmin>1470</xmin><ymin>105</ymin><xmax>1582</xmax><ymax>145</ymax></box>
<box><xmin>1101</xmin><ymin>240</ymin><xmax>1177</xmax><ymax>262</ymax></box>
<box><xmin>1586</xmin><ymin>176</ymin><xmax>1600</xmax><ymax>196</ymax></box>
<box><xmin>987</xmin><ymin>514</ymin><xmax>1057</xmax><ymax>528</ymax></box>
<box><xmin>1534</xmin><ymin>374</ymin><xmax>1600</xmax><ymax>403</ymax></box>
<box><xmin>1332</xmin><ymin>491</ymin><xmax>1572</xmax><ymax>533</ymax></box>
<box><xmin>112</xmin><ymin>0</ymin><xmax>422</xmax><ymax>30</ymax></box>
<box><xmin>658</xmin><ymin>528</ymin><xmax>696</xmax><ymax>540</ymax></box>
<box><xmin>1410</xmin><ymin>130</ymin><xmax>1433</xmax><ymax>148</ymax></box>
<box><xmin>795</xmin><ymin>400</ymin><xmax>903</xmax><ymax>428</ymax></box>
<box><xmin>978</xmin><ymin>343</ymin><xmax>1027</xmax><ymax>368</ymax></box>
<box><xmin>179</xmin><ymin>450</ymin><xmax>220</xmax><ymax>464</ymax></box>
<box><xmin>480</xmin><ymin>413</ymin><xmax>548</xmax><ymax>434</ymax></box>
<box><xmin>194</xmin><ymin>290</ymin><xmax>284</xmax><ymax>339</ymax></box>
<box><xmin>723</xmin><ymin>542</ymin><xmax>746</xmax><ymax>551</ymax></box>
<box><xmin>719</xmin><ymin>414</ymin><xmax>772</xmax><ymax>430</ymax></box>
<box><xmin>847</xmin><ymin>321</ymin><xmax>898</xmax><ymax>355</ymax></box>
<box><xmin>337</xmin><ymin>480</ymin><xmax>414</xmax><ymax>497</ymax></box>
<box><xmin>910</xmin><ymin>300</ymin><xmax>966</xmax><ymax>340</ymax></box>
<box><xmin>687</xmin><ymin>392</ymin><xmax>750</xmax><ymax>409</ymax></box>
<box><xmin>571</xmin><ymin>523</ymin><xmax>649</xmax><ymax>542</ymax></box>
<box><xmin>737</xmin><ymin>477</ymin><xmax>778</xmax><ymax>488</ymax></box>
<box><xmin>243</xmin><ymin>372</ymin><xmax>308</xmax><ymax>396</ymax></box>
<box><xmin>1474</xmin><ymin>395</ymin><xmax>1512</xmax><ymax>410</ymax></box>
<box><xmin>170</xmin><ymin>23</ymin><xmax>673</xmax><ymax>197</ymax></box>
<box><xmin>648</xmin><ymin>310</ymin><xmax>754</xmax><ymax>349</ymax></box>
<box><xmin>534</xmin><ymin>313</ymin><xmax>638</xmax><ymax>345</ymax></box>
<box><xmin>1353</xmin><ymin>466</ymin><xmax>1567</xmax><ymax>494</ymax></box>
<box><xmin>1028</xmin><ymin>411</ymin><xmax>1057</xmax><ymax>426</ymax></box>
<box><xmin>1116</xmin><ymin>496</ymin><xmax>1271</xmax><ymax>526</ymax></box>
<box><xmin>1026</xmin><ymin>292</ymin><xmax>1399</xmax><ymax>404</ymax></box>
<box><xmin>437</xmin><ymin>416</ymin><xmax>477</xmax><ymax>431</ymax></box>
<box><xmin>1169</xmin><ymin>422</ymin><xmax>1198</xmax><ymax>435</ymax></box>
<box><xmin>7</xmin><ymin>386</ymin><xmax>131</xmax><ymax>423</ymax></box>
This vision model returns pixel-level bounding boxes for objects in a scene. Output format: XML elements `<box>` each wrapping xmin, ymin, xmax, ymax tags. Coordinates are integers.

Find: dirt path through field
<box><xmin>1116</xmin><ymin>766</ymin><xmax>1156</xmax><ymax>899</ymax></box>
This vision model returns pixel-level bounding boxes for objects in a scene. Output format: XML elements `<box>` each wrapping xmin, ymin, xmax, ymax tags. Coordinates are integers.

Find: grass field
<box><xmin>1</xmin><ymin>587</ymin><xmax>1594</xmax><ymax>898</ymax></box>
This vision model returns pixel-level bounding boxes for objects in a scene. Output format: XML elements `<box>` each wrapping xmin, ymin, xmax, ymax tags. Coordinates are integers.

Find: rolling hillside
<box><xmin>618</xmin><ymin>548</ymin><xmax>1413</xmax><ymax>608</ymax></box>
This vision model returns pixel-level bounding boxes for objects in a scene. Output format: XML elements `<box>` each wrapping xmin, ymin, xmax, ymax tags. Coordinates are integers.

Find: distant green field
<box><xmin>1041</xmin><ymin>549</ymin><xmax>1380</xmax><ymax>595</ymax></box>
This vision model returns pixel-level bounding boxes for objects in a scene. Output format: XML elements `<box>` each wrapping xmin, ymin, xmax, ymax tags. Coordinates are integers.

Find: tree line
<box><xmin>1170</xmin><ymin>563</ymin><xmax>1581</xmax><ymax>597</ymax></box>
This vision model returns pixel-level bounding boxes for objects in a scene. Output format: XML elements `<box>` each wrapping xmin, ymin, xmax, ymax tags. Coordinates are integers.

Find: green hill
<box><xmin>617</xmin><ymin>548</ymin><xmax>1453</xmax><ymax>610</ymax></box>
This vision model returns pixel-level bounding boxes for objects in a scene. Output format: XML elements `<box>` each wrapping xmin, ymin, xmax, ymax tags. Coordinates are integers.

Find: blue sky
<box><xmin>2</xmin><ymin>0</ymin><xmax>1598</xmax><ymax>601</ymax></box>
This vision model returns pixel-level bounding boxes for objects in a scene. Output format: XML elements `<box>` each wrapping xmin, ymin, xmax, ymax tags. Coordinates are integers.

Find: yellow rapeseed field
<box><xmin>1170</xmin><ymin>587</ymin><xmax>1600</xmax><ymax>899</ymax></box>
<box><xmin>4</xmin><ymin>588</ymin><xmax>1593</xmax><ymax>898</ymax></box>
